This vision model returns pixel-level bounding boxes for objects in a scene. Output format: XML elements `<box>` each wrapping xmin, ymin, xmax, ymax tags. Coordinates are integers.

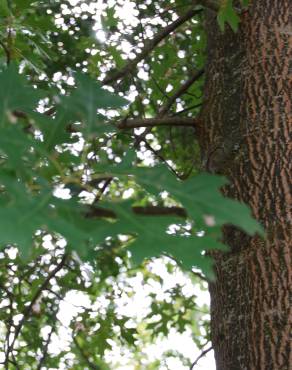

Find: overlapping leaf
<box><xmin>0</xmin><ymin>64</ymin><xmax>43</xmax><ymax>117</ymax></box>
<box><xmin>131</xmin><ymin>167</ymin><xmax>263</xmax><ymax>236</ymax></box>
<box><xmin>59</xmin><ymin>73</ymin><xmax>128</xmax><ymax>134</ymax></box>
<box><xmin>0</xmin><ymin>65</ymin><xmax>263</xmax><ymax>278</ymax></box>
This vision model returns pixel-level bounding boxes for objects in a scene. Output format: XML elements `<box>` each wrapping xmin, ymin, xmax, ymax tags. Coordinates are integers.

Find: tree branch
<box><xmin>159</xmin><ymin>68</ymin><xmax>204</xmax><ymax>116</ymax></box>
<box><xmin>36</xmin><ymin>322</ymin><xmax>56</xmax><ymax>370</ymax></box>
<box><xmin>5</xmin><ymin>254</ymin><xmax>68</xmax><ymax>365</ymax></box>
<box><xmin>117</xmin><ymin>116</ymin><xmax>199</xmax><ymax>129</ymax></box>
<box><xmin>131</xmin><ymin>68</ymin><xmax>203</xmax><ymax>149</ymax></box>
<box><xmin>133</xmin><ymin>206</ymin><xmax>187</xmax><ymax>218</ymax></box>
<box><xmin>190</xmin><ymin>345</ymin><xmax>213</xmax><ymax>369</ymax></box>
<box><xmin>141</xmin><ymin>137</ymin><xmax>186</xmax><ymax>179</ymax></box>
<box><xmin>103</xmin><ymin>7</ymin><xmax>203</xmax><ymax>85</ymax></box>
<box><xmin>86</xmin><ymin>206</ymin><xmax>187</xmax><ymax>219</ymax></box>
<box><xmin>174</xmin><ymin>102</ymin><xmax>202</xmax><ymax>116</ymax></box>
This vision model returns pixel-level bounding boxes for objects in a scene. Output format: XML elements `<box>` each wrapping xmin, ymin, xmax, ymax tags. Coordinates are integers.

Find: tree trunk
<box><xmin>199</xmin><ymin>1</ymin><xmax>292</xmax><ymax>369</ymax></box>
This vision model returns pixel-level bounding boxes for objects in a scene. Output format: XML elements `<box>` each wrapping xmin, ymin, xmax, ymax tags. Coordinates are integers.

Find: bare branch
<box><xmin>103</xmin><ymin>7</ymin><xmax>202</xmax><ymax>85</ymax></box>
<box><xmin>94</xmin><ymin>177</ymin><xmax>113</xmax><ymax>203</ymax></box>
<box><xmin>174</xmin><ymin>102</ymin><xmax>202</xmax><ymax>116</ymax></box>
<box><xmin>36</xmin><ymin>323</ymin><xmax>55</xmax><ymax>370</ymax></box>
<box><xmin>159</xmin><ymin>68</ymin><xmax>204</xmax><ymax>116</ymax></box>
<box><xmin>141</xmin><ymin>137</ymin><xmax>187</xmax><ymax>178</ymax></box>
<box><xmin>130</xmin><ymin>69</ymin><xmax>203</xmax><ymax>148</ymax></box>
<box><xmin>117</xmin><ymin>116</ymin><xmax>199</xmax><ymax>129</ymax></box>
<box><xmin>190</xmin><ymin>345</ymin><xmax>213</xmax><ymax>369</ymax></box>
<box><xmin>5</xmin><ymin>254</ymin><xmax>68</xmax><ymax>365</ymax></box>
<box><xmin>133</xmin><ymin>206</ymin><xmax>187</xmax><ymax>218</ymax></box>
<box><xmin>85</xmin><ymin>206</ymin><xmax>116</xmax><ymax>219</ymax></box>
<box><xmin>86</xmin><ymin>206</ymin><xmax>187</xmax><ymax>220</ymax></box>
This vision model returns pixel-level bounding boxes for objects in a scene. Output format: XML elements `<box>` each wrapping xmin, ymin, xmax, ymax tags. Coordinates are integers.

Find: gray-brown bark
<box><xmin>199</xmin><ymin>1</ymin><xmax>292</xmax><ymax>369</ymax></box>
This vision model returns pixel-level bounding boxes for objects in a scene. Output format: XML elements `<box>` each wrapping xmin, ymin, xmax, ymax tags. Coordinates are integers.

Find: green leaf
<box><xmin>31</xmin><ymin>112</ymin><xmax>76</xmax><ymax>151</ymax></box>
<box><xmin>217</xmin><ymin>0</ymin><xmax>240</xmax><ymax>32</ymax></box>
<box><xmin>107</xmin><ymin>45</ymin><xmax>125</xmax><ymax>69</ymax></box>
<box><xmin>0</xmin><ymin>64</ymin><xmax>44</xmax><ymax>119</ymax></box>
<box><xmin>0</xmin><ymin>125</ymin><xmax>34</xmax><ymax>170</ymax></box>
<box><xmin>107</xmin><ymin>201</ymin><xmax>220</xmax><ymax>278</ymax></box>
<box><xmin>0</xmin><ymin>0</ymin><xmax>10</xmax><ymax>17</ymax></box>
<box><xmin>46</xmin><ymin>198</ymin><xmax>124</xmax><ymax>260</ymax></box>
<box><xmin>12</xmin><ymin>0</ymin><xmax>35</xmax><ymax>11</ymax></box>
<box><xmin>60</xmin><ymin>73</ymin><xmax>128</xmax><ymax>135</ymax></box>
<box><xmin>0</xmin><ymin>174</ymin><xmax>52</xmax><ymax>257</ymax></box>
<box><xmin>241</xmin><ymin>0</ymin><xmax>249</xmax><ymax>6</ymax></box>
<box><xmin>131</xmin><ymin>167</ymin><xmax>263</xmax><ymax>236</ymax></box>
<box><xmin>93</xmin><ymin>157</ymin><xmax>263</xmax><ymax>275</ymax></box>
<box><xmin>101</xmin><ymin>7</ymin><xmax>118</xmax><ymax>29</ymax></box>
<box><xmin>130</xmin><ymin>231</ymin><xmax>216</xmax><ymax>279</ymax></box>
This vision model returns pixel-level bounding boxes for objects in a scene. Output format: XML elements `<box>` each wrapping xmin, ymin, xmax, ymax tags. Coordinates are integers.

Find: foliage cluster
<box><xmin>0</xmin><ymin>1</ymin><xmax>255</xmax><ymax>368</ymax></box>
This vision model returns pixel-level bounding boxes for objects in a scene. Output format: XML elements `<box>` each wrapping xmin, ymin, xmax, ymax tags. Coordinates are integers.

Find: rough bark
<box><xmin>199</xmin><ymin>1</ymin><xmax>292</xmax><ymax>369</ymax></box>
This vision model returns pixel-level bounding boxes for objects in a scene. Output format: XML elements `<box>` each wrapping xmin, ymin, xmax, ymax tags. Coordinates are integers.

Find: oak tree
<box><xmin>0</xmin><ymin>1</ymin><xmax>290</xmax><ymax>369</ymax></box>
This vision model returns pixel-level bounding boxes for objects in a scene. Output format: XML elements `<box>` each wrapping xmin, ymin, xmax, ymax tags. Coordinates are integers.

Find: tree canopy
<box><xmin>0</xmin><ymin>1</ymin><xmax>260</xmax><ymax>368</ymax></box>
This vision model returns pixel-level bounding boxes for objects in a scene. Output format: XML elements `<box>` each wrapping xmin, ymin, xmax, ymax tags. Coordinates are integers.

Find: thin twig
<box><xmin>0</xmin><ymin>359</ymin><xmax>19</xmax><ymax>368</ymax></box>
<box><xmin>103</xmin><ymin>8</ymin><xmax>202</xmax><ymax>85</ymax></box>
<box><xmin>174</xmin><ymin>103</ymin><xmax>202</xmax><ymax>116</ymax></box>
<box><xmin>142</xmin><ymin>138</ymin><xmax>184</xmax><ymax>179</ymax></box>
<box><xmin>190</xmin><ymin>345</ymin><xmax>213</xmax><ymax>369</ymax></box>
<box><xmin>151</xmin><ymin>74</ymin><xmax>170</xmax><ymax>100</ymax></box>
<box><xmin>36</xmin><ymin>324</ymin><xmax>55</xmax><ymax>370</ymax></box>
<box><xmin>131</xmin><ymin>69</ymin><xmax>203</xmax><ymax>148</ymax></box>
<box><xmin>36</xmin><ymin>305</ymin><xmax>59</xmax><ymax>370</ymax></box>
<box><xmin>94</xmin><ymin>177</ymin><xmax>113</xmax><ymax>203</ymax></box>
<box><xmin>159</xmin><ymin>69</ymin><xmax>204</xmax><ymax>116</ymax></box>
<box><xmin>5</xmin><ymin>254</ymin><xmax>68</xmax><ymax>366</ymax></box>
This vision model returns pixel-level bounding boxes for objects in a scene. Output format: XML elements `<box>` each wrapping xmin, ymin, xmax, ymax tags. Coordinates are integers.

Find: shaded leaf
<box><xmin>217</xmin><ymin>0</ymin><xmax>240</xmax><ymax>32</ymax></box>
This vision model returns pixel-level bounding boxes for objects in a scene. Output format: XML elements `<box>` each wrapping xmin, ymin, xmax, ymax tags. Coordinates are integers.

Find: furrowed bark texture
<box><xmin>199</xmin><ymin>1</ymin><xmax>292</xmax><ymax>369</ymax></box>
